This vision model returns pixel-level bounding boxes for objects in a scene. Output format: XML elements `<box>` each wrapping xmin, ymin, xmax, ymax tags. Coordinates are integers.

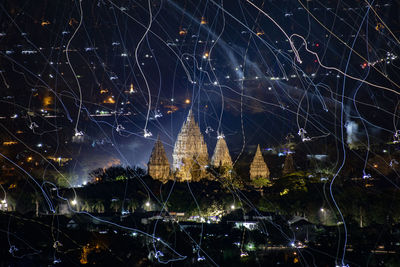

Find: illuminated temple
<box><xmin>249</xmin><ymin>144</ymin><xmax>270</xmax><ymax>180</ymax></box>
<box><xmin>147</xmin><ymin>110</ymin><xmax>278</xmax><ymax>183</ymax></box>
<box><xmin>211</xmin><ymin>136</ymin><xmax>233</xmax><ymax>169</ymax></box>
<box><xmin>147</xmin><ymin>136</ymin><xmax>171</xmax><ymax>183</ymax></box>
<box><xmin>172</xmin><ymin>109</ymin><xmax>210</xmax><ymax>181</ymax></box>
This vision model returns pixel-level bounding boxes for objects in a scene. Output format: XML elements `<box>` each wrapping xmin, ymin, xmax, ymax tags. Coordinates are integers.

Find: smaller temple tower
<box><xmin>282</xmin><ymin>152</ymin><xmax>295</xmax><ymax>175</ymax></box>
<box><xmin>147</xmin><ymin>136</ymin><xmax>171</xmax><ymax>183</ymax></box>
<box><xmin>249</xmin><ymin>144</ymin><xmax>270</xmax><ymax>179</ymax></box>
<box><xmin>211</xmin><ymin>136</ymin><xmax>232</xmax><ymax>168</ymax></box>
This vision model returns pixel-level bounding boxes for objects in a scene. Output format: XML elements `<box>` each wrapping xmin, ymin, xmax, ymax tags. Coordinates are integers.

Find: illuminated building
<box><xmin>249</xmin><ymin>144</ymin><xmax>270</xmax><ymax>180</ymax></box>
<box><xmin>211</xmin><ymin>136</ymin><xmax>232</xmax><ymax>169</ymax></box>
<box><xmin>147</xmin><ymin>136</ymin><xmax>172</xmax><ymax>183</ymax></box>
<box><xmin>172</xmin><ymin>109</ymin><xmax>209</xmax><ymax>181</ymax></box>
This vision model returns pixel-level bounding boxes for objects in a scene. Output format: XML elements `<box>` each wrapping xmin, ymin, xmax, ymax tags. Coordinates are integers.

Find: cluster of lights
<box><xmin>361</xmin><ymin>52</ymin><xmax>398</xmax><ymax>69</ymax></box>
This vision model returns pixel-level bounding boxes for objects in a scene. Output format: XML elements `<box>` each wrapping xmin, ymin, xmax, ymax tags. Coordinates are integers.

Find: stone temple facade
<box><xmin>148</xmin><ymin>109</ymin><xmax>291</xmax><ymax>184</ymax></box>
<box><xmin>147</xmin><ymin>136</ymin><xmax>171</xmax><ymax>183</ymax></box>
<box><xmin>249</xmin><ymin>144</ymin><xmax>270</xmax><ymax>179</ymax></box>
<box><xmin>172</xmin><ymin>110</ymin><xmax>209</xmax><ymax>181</ymax></box>
<box><xmin>211</xmin><ymin>137</ymin><xmax>232</xmax><ymax>168</ymax></box>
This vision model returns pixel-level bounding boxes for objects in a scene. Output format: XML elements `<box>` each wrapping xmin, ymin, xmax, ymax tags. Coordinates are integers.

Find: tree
<box><xmin>126</xmin><ymin>199</ymin><xmax>138</xmax><ymax>212</ymax></box>
<box><xmin>31</xmin><ymin>191</ymin><xmax>42</xmax><ymax>217</ymax></box>
<box><xmin>88</xmin><ymin>168</ymin><xmax>104</xmax><ymax>183</ymax></box>
<box><xmin>251</xmin><ymin>176</ymin><xmax>272</xmax><ymax>188</ymax></box>
<box><xmin>93</xmin><ymin>200</ymin><xmax>104</xmax><ymax>213</ymax></box>
<box><xmin>110</xmin><ymin>199</ymin><xmax>122</xmax><ymax>213</ymax></box>
<box><xmin>81</xmin><ymin>201</ymin><xmax>92</xmax><ymax>212</ymax></box>
<box><xmin>275</xmin><ymin>172</ymin><xmax>308</xmax><ymax>193</ymax></box>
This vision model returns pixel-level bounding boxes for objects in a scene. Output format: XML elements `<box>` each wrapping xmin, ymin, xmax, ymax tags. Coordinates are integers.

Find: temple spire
<box><xmin>147</xmin><ymin>136</ymin><xmax>171</xmax><ymax>183</ymax></box>
<box><xmin>249</xmin><ymin>144</ymin><xmax>270</xmax><ymax>180</ymax></box>
<box><xmin>187</xmin><ymin>108</ymin><xmax>194</xmax><ymax>122</ymax></box>
<box><xmin>211</xmin><ymin>135</ymin><xmax>232</xmax><ymax>168</ymax></box>
<box><xmin>172</xmin><ymin>109</ymin><xmax>209</xmax><ymax>181</ymax></box>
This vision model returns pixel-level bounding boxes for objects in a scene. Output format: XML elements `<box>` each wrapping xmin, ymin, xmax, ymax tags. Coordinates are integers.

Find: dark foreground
<box><xmin>1</xmin><ymin>212</ymin><xmax>400</xmax><ymax>267</ymax></box>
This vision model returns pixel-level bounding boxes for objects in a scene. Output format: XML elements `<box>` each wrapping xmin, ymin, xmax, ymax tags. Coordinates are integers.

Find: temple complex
<box><xmin>172</xmin><ymin>109</ymin><xmax>209</xmax><ymax>181</ymax></box>
<box><xmin>147</xmin><ymin>136</ymin><xmax>171</xmax><ymax>183</ymax></box>
<box><xmin>147</xmin><ymin>109</ymin><xmax>294</xmax><ymax>184</ymax></box>
<box><xmin>211</xmin><ymin>136</ymin><xmax>232</xmax><ymax>168</ymax></box>
<box><xmin>249</xmin><ymin>144</ymin><xmax>270</xmax><ymax>179</ymax></box>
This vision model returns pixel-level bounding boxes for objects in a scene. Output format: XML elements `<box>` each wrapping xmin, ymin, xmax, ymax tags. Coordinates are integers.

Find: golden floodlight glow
<box><xmin>104</xmin><ymin>97</ymin><xmax>115</xmax><ymax>104</ymax></box>
<box><xmin>179</xmin><ymin>28</ymin><xmax>187</xmax><ymax>35</ymax></box>
<box><xmin>3</xmin><ymin>141</ymin><xmax>18</xmax><ymax>146</ymax></box>
<box><xmin>41</xmin><ymin>21</ymin><xmax>50</xmax><ymax>26</ymax></box>
<box><xmin>185</xmin><ymin>99</ymin><xmax>191</xmax><ymax>104</ymax></box>
<box><xmin>256</xmin><ymin>30</ymin><xmax>264</xmax><ymax>36</ymax></box>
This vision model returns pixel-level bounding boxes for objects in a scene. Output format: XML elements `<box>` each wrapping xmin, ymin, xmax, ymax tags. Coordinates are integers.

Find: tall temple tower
<box><xmin>147</xmin><ymin>136</ymin><xmax>171</xmax><ymax>183</ymax></box>
<box><xmin>211</xmin><ymin>136</ymin><xmax>232</xmax><ymax>168</ymax></box>
<box><xmin>172</xmin><ymin>109</ymin><xmax>209</xmax><ymax>181</ymax></box>
<box><xmin>249</xmin><ymin>144</ymin><xmax>270</xmax><ymax>179</ymax></box>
